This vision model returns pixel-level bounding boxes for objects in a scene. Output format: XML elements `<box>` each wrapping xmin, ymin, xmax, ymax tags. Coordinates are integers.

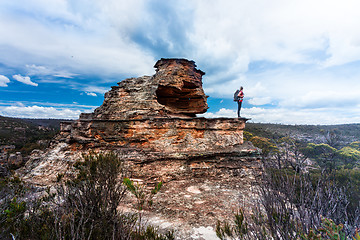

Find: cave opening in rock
<box><xmin>156</xmin><ymin>85</ymin><xmax>206</xmax><ymax>117</ymax></box>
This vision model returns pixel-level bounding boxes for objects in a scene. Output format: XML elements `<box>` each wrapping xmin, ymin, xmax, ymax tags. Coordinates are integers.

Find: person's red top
<box><xmin>238</xmin><ymin>90</ymin><xmax>244</xmax><ymax>102</ymax></box>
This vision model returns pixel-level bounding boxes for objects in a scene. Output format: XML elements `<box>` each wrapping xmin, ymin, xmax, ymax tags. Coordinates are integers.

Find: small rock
<box><xmin>186</xmin><ymin>186</ymin><xmax>201</xmax><ymax>194</ymax></box>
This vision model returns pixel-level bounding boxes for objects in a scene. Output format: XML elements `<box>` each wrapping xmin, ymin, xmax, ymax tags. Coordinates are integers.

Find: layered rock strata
<box><xmin>20</xmin><ymin>58</ymin><xmax>261</xmax><ymax>240</ymax></box>
<box><xmin>59</xmin><ymin>58</ymin><xmax>246</xmax><ymax>153</ymax></box>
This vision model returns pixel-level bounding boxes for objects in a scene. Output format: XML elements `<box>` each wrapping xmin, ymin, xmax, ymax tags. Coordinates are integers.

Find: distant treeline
<box><xmin>245</xmin><ymin>122</ymin><xmax>360</xmax><ymax>146</ymax></box>
<box><xmin>0</xmin><ymin>116</ymin><xmax>62</xmax><ymax>155</ymax></box>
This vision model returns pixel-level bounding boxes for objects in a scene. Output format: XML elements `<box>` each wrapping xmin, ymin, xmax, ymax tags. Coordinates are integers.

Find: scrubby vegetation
<box><xmin>0</xmin><ymin>152</ymin><xmax>174</xmax><ymax>240</ymax></box>
<box><xmin>245</xmin><ymin>122</ymin><xmax>360</xmax><ymax>147</ymax></box>
<box><xmin>0</xmin><ymin>116</ymin><xmax>60</xmax><ymax>155</ymax></box>
<box><xmin>216</xmin><ymin>125</ymin><xmax>360</xmax><ymax>239</ymax></box>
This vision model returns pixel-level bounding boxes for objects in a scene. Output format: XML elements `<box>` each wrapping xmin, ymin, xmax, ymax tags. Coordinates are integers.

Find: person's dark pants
<box><xmin>237</xmin><ymin>101</ymin><xmax>242</xmax><ymax>117</ymax></box>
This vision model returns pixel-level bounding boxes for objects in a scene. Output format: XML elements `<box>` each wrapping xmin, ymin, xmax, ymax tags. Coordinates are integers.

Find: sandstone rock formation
<box><xmin>20</xmin><ymin>58</ymin><xmax>261</xmax><ymax>240</ymax></box>
<box><xmin>59</xmin><ymin>59</ymin><xmax>247</xmax><ymax>154</ymax></box>
<box><xmin>86</xmin><ymin>58</ymin><xmax>208</xmax><ymax>121</ymax></box>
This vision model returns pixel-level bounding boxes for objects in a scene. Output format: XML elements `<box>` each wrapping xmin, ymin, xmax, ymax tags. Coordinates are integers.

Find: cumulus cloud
<box><xmin>248</xmin><ymin>97</ymin><xmax>272</xmax><ymax>106</ymax></box>
<box><xmin>2</xmin><ymin>1</ymin><xmax>360</xmax><ymax>81</ymax></box>
<box><xmin>189</xmin><ymin>0</ymin><xmax>360</xmax><ymax>106</ymax></box>
<box><xmin>245</xmin><ymin>106</ymin><xmax>360</xmax><ymax>125</ymax></box>
<box><xmin>83</xmin><ymin>86</ymin><xmax>108</xmax><ymax>94</ymax></box>
<box><xmin>203</xmin><ymin>107</ymin><xmax>360</xmax><ymax>125</ymax></box>
<box><xmin>192</xmin><ymin>0</ymin><xmax>360</xmax><ymax>66</ymax></box>
<box><xmin>200</xmin><ymin>108</ymin><xmax>237</xmax><ymax>118</ymax></box>
<box><xmin>0</xmin><ymin>105</ymin><xmax>83</xmax><ymax>119</ymax></box>
<box><xmin>3</xmin><ymin>1</ymin><xmax>360</xmax><ymax>80</ymax></box>
<box><xmin>1</xmin><ymin>1</ymin><xmax>360</xmax><ymax>124</ymax></box>
<box><xmin>86</xmin><ymin>92</ymin><xmax>97</xmax><ymax>97</ymax></box>
<box><xmin>0</xmin><ymin>0</ymin><xmax>155</xmax><ymax>78</ymax></box>
<box><xmin>0</xmin><ymin>75</ymin><xmax>10</xmax><ymax>87</ymax></box>
<box><xmin>12</xmin><ymin>74</ymin><xmax>38</xmax><ymax>86</ymax></box>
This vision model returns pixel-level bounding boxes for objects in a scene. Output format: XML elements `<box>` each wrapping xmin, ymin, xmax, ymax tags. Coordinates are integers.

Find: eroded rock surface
<box><xmin>86</xmin><ymin>58</ymin><xmax>208</xmax><ymax>121</ymax></box>
<box><xmin>19</xmin><ymin>58</ymin><xmax>261</xmax><ymax>240</ymax></box>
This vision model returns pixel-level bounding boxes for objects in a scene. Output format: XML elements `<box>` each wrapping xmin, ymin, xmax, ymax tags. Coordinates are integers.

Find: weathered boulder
<box><xmin>154</xmin><ymin>58</ymin><xmax>208</xmax><ymax>116</ymax></box>
<box><xmin>87</xmin><ymin>58</ymin><xmax>208</xmax><ymax>121</ymax></box>
<box><xmin>8</xmin><ymin>152</ymin><xmax>23</xmax><ymax>167</ymax></box>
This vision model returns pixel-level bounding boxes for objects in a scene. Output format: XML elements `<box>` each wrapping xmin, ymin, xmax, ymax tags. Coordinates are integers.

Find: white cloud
<box><xmin>244</xmin><ymin>107</ymin><xmax>360</xmax><ymax>125</ymax></box>
<box><xmin>0</xmin><ymin>75</ymin><xmax>10</xmax><ymax>87</ymax></box>
<box><xmin>192</xmin><ymin>0</ymin><xmax>360</xmax><ymax>67</ymax></box>
<box><xmin>0</xmin><ymin>105</ymin><xmax>83</xmax><ymax>119</ymax></box>
<box><xmin>12</xmin><ymin>74</ymin><xmax>38</xmax><ymax>86</ymax></box>
<box><xmin>202</xmin><ymin>107</ymin><xmax>360</xmax><ymax>125</ymax></box>
<box><xmin>86</xmin><ymin>92</ymin><xmax>97</xmax><ymax>97</ymax></box>
<box><xmin>0</xmin><ymin>0</ymin><xmax>155</xmax><ymax>79</ymax></box>
<box><xmin>190</xmin><ymin>0</ymin><xmax>360</xmax><ymax>107</ymax></box>
<box><xmin>248</xmin><ymin>97</ymin><xmax>272</xmax><ymax>106</ymax></box>
<box><xmin>200</xmin><ymin>108</ymin><xmax>237</xmax><ymax>118</ymax></box>
<box><xmin>0</xmin><ymin>100</ymin><xmax>97</xmax><ymax>110</ymax></box>
<box><xmin>26</xmin><ymin>64</ymin><xmax>78</xmax><ymax>78</ymax></box>
<box><xmin>2</xmin><ymin>0</ymin><xmax>360</xmax><ymax>79</ymax></box>
<box><xmin>83</xmin><ymin>86</ymin><xmax>108</xmax><ymax>94</ymax></box>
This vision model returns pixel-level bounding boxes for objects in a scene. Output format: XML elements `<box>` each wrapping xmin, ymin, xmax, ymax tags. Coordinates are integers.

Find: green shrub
<box><xmin>0</xmin><ymin>152</ymin><xmax>175</xmax><ymax>240</ymax></box>
<box><xmin>216</xmin><ymin>208</ymin><xmax>248</xmax><ymax>240</ymax></box>
<box><xmin>301</xmin><ymin>217</ymin><xmax>348</xmax><ymax>240</ymax></box>
<box><xmin>123</xmin><ymin>177</ymin><xmax>163</xmax><ymax>211</ymax></box>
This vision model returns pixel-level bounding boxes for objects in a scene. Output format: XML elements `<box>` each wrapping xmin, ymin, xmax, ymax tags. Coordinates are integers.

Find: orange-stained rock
<box><xmin>89</xmin><ymin>58</ymin><xmax>208</xmax><ymax>120</ymax></box>
<box><xmin>60</xmin><ymin>117</ymin><xmax>246</xmax><ymax>153</ymax></box>
<box><xmin>154</xmin><ymin>58</ymin><xmax>208</xmax><ymax>116</ymax></box>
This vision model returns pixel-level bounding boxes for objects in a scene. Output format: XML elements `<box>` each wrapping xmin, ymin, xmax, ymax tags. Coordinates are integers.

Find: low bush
<box><xmin>0</xmin><ymin>152</ymin><xmax>175</xmax><ymax>240</ymax></box>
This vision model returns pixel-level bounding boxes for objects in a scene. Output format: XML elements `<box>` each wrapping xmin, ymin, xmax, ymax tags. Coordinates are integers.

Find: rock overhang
<box><xmin>154</xmin><ymin>58</ymin><xmax>208</xmax><ymax>117</ymax></box>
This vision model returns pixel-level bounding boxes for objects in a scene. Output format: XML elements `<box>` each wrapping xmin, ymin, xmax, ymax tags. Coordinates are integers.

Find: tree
<box><xmin>321</xmin><ymin>129</ymin><xmax>341</xmax><ymax>149</ymax></box>
<box><xmin>53</xmin><ymin>152</ymin><xmax>130</xmax><ymax>239</ymax></box>
<box><xmin>337</xmin><ymin>141</ymin><xmax>360</xmax><ymax>168</ymax></box>
<box><xmin>273</xmin><ymin>136</ymin><xmax>308</xmax><ymax>172</ymax></box>
<box><xmin>303</xmin><ymin>143</ymin><xmax>338</xmax><ymax>171</ymax></box>
<box><xmin>248</xmin><ymin>136</ymin><xmax>278</xmax><ymax>158</ymax></box>
<box><xmin>123</xmin><ymin>178</ymin><xmax>162</xmax><ymax>211</ymax></box>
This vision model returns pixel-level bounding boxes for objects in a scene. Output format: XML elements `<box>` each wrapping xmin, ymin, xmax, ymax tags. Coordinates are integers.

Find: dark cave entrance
<box><xmin>156</xmin><ymin>83</ymin><xmax>207</xmax><ymax>117</ymax></box>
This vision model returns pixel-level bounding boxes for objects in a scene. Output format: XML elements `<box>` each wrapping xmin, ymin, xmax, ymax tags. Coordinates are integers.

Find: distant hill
<box><xmin>21</xmin><ymin>118</ymin><xmax>63</xmax><ymax>130</ymax></box>
<box><xmin>0</xmin><ymin>115</ymin><xmax>61</xmax><ymax>154</ymax></box>
<box><xmin>245</xmin><ymin>122</ymin><xmax>360</xmax><ymax>146</ymax></box>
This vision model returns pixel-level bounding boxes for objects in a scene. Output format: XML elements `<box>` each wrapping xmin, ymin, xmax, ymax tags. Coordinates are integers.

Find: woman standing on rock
<box><xmin>236</xmin><ymin>86</ymin><xmax>244</xmax><ymax>118</ymax></box>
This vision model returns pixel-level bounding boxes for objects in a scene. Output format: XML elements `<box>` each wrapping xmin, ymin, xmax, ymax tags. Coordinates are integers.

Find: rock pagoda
<box><xmin>59</xmin><ymin>58</ymin><xmax>248</xmax><ymax>155</ymax></box>
<box><xmin>22</xmin><ymin>58</ymin><xmax>261</xmax><ymax>239</ymax></box>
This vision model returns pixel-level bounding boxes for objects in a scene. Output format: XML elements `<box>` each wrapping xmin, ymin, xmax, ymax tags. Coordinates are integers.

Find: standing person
<box><xmin>237</xmin><ymin>86</ymin><xmax>244</xmax><ymax>118</ymax></box>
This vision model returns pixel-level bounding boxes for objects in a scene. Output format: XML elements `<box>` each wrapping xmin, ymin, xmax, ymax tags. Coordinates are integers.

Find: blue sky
<box><xmin>1</xmin><ymin>0</ymin><xmax>360</xmax><ymax>124</ymax></box>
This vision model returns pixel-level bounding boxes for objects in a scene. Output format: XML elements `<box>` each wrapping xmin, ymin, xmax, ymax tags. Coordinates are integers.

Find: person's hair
<box><xmin>240</xmin><ymin>86</ymin><xmax>243</xmax><ymax>90</ymax></box>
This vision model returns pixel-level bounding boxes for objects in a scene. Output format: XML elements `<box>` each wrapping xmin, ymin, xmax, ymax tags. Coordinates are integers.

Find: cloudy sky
<box><xmin>1</xmin><ymin>0</ymin><xmax>360</xmax><ymax>124</ymax></box>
